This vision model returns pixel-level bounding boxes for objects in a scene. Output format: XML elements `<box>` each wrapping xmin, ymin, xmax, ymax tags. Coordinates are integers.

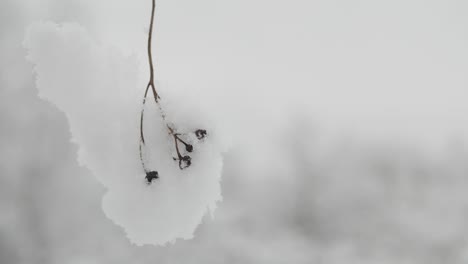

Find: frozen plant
<box><xmin>139</xmin><ymin>0</ymin><xmax>209</xmax><ymax>184</ymax></box>
<box><xmin>24</xmin><ymin>0</ymin><xmax>227</xmax><ymax>246</ymax></box>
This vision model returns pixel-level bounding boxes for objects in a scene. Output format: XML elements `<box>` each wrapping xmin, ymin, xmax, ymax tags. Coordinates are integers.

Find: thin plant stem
<box><xmin>139</xmin><ymin>0</ymin><xmax>183</xmax><ymax>173</ymax></box>
<box><xmin>138</xmin><ymin>0</ymin><xmax>201</xmax><ymax>177</ymax></box>
<box><xmin>139</xmin><ymin>0</ymin><xmax>160</xmax><ymax>172</ymax></box>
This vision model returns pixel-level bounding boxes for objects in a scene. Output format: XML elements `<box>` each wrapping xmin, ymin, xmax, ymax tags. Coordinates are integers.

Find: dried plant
<box><xmin>139</xmin><ymin>0</ymin><xmax>207</xmax><ymax>184</ymax></box>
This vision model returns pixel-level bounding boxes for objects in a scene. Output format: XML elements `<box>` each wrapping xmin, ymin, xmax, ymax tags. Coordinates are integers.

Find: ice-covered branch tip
<box><xmin>25</xmin><ymin>18</ymin><xmax>225</xmax><ymax>246</ymax></box>
<box><xmin>139</xmin><ymin>0</ymin><xmax>208</xmax><ymax>183</ymax></box>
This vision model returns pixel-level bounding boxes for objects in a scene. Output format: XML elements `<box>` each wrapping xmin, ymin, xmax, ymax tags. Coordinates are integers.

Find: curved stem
<box><xmin>139</xmin><ymin>0</ymin><xmax>159</xmax><ymax>172</ymax></box>
<box><xmin>138</xmin><ymin>0</ymin><xmax>197</xmax><ymax>174</ymax></box>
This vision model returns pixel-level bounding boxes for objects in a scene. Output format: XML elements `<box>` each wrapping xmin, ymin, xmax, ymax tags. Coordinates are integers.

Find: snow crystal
<box><xmin>24</xmin><ymin>21</ymin><xmax>228</xmax><ymax>246</ymax></box>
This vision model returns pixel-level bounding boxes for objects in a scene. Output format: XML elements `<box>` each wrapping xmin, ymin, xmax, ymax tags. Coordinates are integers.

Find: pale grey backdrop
<box><xmin>2</xmin><ymin>0</ymin><xmax>468</xmax><ymax>263</ymax></box>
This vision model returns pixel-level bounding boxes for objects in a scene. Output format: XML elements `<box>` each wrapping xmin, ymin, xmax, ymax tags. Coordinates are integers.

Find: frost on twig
<box><xmin>139</xmin><ymin>0</ymin><xmax>207</xmax><ymax>183</ymax></box>
<box><xmin>25</xmin><ymin>1</ymin><xmax>226</xmax><ymax>247</ymax></box>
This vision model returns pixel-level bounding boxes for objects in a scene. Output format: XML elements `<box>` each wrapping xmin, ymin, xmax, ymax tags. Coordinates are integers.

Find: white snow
<box><xmin>24</xmin><ymin>21</ymin><xmax>229</xmax><ymax>246</ymax></box>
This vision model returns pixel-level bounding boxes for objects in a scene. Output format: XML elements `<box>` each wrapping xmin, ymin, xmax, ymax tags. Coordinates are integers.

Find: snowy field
<box><xmin>2</xmin><ymin>0</ymin><xmax>468</xmax><ymax>263</ymax></box>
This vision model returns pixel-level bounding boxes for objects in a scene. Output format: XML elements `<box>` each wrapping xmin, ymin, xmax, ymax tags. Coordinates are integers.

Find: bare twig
<box><xmin>138</xmin><ymin>0</ymin><xmax>206</xmax><ymax>182</ymax></box>
<box><xmin>139</xmin><ymin>0</ymin><xmax>159</xmax><ymax>174</ymax></box>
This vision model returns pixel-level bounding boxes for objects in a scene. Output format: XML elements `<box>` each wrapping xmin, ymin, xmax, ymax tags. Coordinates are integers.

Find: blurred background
<box><xmin>2</xmin><ymin>0</ymin><xmax>468</xmax><ymax>263</ymax></box>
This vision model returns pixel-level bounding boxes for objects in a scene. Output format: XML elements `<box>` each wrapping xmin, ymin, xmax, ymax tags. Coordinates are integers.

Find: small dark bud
<box><xmin>185</xmin><ymin>144</ymin><xmax>193</xmax><ymax>152</ymax></box>
<box><xmin>145</xmin><ymin>171</ymin><xmax>159</xmax><ymax>184</ymax></box>
<box><xmin>179</xmin><ymin>155</ymin><xmax>192</xmax><ymax>169</ymax></box>
<box><xmin>195</xmin><ymin>129</ymin><xmax>207</xmax><ymax>140</ymax></box>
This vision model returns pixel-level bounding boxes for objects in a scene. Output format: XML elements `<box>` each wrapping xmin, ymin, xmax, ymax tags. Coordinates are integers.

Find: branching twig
<box><xmin>139</xmin><ymin>0</ymin><xmax>207</xmax><ymax>184</ymax></box>
<box><xmin>139</xmin><ymin>0</ymin><xmax>159</xmax><ymax>177</ymax></box>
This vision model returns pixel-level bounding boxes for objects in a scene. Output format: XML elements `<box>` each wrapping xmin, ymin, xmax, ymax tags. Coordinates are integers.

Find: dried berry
<box><xmin>185</xmin><ymin>144</ymin><xmax>193</xmax><ymax>152</ymax></box>
<box><xmin>145</xmin><ymin>171</ymin><xmax>159</xmax><ymax>184</ymax></box>
<box><xmin>179</xmin><ymin>155</ymin><xmax>192</xmax><ymax>169</ymax></box>
<box><xmin>195</xmin><ymin>129</ymin><xmax>207</xmax><ymax>140</ymax></box>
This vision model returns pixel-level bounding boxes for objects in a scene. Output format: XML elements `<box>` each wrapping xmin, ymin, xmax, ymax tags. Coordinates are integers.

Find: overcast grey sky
<box><xmin>8</xmin><ymin>0</ymin><xmax>468</xmax><ymax>137</ymax></box>
<box><xmin>80</xmin><ymin>0</ymin><xmax>468</xmax><ymax>144</ymax></box>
